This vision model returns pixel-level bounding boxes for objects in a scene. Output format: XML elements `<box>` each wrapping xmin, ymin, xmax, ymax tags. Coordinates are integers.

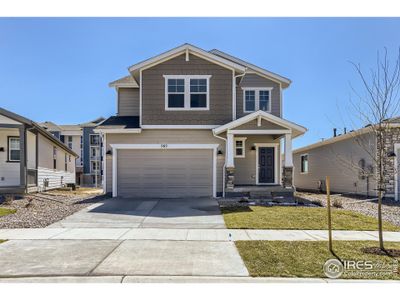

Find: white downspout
<box><xmin>213</xmin><ymin>131</ymin><xmax>227</xmax><ymax>198</ymax></box>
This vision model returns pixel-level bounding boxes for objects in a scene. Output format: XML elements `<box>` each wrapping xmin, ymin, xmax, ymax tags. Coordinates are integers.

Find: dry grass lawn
<box><xmin>236</xmin><ymin>240</ymin><xmax>400</xmax><ymax>279</ymax></box>
<box><xmin>222</xmin><ymin>206</ymin><xmax>400</xmax><ymax>231</ymax></box>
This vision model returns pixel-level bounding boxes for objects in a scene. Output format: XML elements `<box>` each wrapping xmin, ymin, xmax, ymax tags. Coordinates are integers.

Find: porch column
<box><xmin>283</xmin><ymin>133</ymin><xmax>293</xmax><ymax>188</ymax></box>
<box><xmin>19</xmin><ymin>125</ymin><xmax>27</xmax><ymax>191</ymax></box>
<box><xmin>226</xmin><ymin>132</ymin><xmax>235</xmax><ymax>191</ymax></box>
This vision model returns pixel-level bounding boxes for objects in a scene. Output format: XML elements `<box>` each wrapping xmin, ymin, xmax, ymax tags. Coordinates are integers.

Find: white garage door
<box><xmin>116</xmin><ymin>149</ymin><xmax>213</xmax><ymax>198</ymax></box>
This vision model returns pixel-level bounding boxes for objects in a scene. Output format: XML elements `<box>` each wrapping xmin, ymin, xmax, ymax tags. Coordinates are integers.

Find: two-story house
<box><xmin>96</xmin><ymin>44</ymin><xmax>307</xmax><ymax>199</ymax></box>
<box><xmin>40</xmin><ymin>117</ymin><xmax>104</xmax><ymax>186</ymax></box>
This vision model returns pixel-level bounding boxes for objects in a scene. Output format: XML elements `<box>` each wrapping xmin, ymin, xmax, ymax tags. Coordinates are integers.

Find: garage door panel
<box><xmin>117</xmin><ymin>149</ymin><xmax>213</xmax><ymax>198</ymax></box>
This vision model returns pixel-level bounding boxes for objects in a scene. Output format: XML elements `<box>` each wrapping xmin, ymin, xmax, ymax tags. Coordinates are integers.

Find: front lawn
<box><xmin>236</xmin><ymin>240</ymin><xmax>400</xmax><ymax>279</ymax></box>
<box><xmin>0</xmin><ymin>207</ymin><xmax>16</xmax><ymax>218</ymax></box>
<box><xmin>222</xmin><ymin>206</ymin><xmax>399</xmax><ymax>231</ymax></box>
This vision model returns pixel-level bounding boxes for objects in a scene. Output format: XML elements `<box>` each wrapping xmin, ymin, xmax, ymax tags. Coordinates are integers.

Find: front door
<box><xmin>258</xmin><ymin>147</ymin><xmax>275</xmax><ymax>184</ymax></box>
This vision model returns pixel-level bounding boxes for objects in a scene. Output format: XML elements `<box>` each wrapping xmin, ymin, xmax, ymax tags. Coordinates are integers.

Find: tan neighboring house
<box><xmin>293</xmin><ymin>121</ymin><xmax>400</xmax><ymax>201</ymax></box>
<box><xmin>0</xmin><ymin>107</ymin><xmax>78</xmax><ymax>194</ymax></box>
<box><xmin>95</xmin><ymin>44</ymin><xmax>307</xmax><ymax>199</ymax></box>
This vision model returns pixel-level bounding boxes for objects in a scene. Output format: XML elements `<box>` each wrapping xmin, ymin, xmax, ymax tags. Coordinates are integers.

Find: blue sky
<box><xmin>0</xmin><ymin>18</ymin><xmax>399</xmax><ymax>148</ymax></box>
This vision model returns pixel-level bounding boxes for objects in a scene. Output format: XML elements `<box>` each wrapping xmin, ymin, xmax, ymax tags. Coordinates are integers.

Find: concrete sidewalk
<box><xmin>0</xmin><ymin>275</ymin><xmax>399</xmax><ymax>283</ymax></box>
<box><xmin>1</xmin><ymin>228</ymin><xmax>400</xmax><ymax>241</ymax></box>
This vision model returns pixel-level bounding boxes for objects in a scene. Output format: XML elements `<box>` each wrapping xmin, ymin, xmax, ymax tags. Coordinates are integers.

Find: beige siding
<box><xmin>293</xmin><ymin>133</ymin><xmax>377</xmax><ymax>195</ymax></box>
<box><xmin>27</xmin><ymin>131</ymin><xmax>37</xmax><ymax>170</ymax></box>
<box><xmin>118</xmin><ymin>88</ymin><xmax>140</xmax><ymax>116</ymax></box>
<box><xmin>236</xmin><ymin>74</ymin><xmax>281</xmax><ymax>118</ymax></box>
<box><xmin>142</xmin><ymin>54</ymin><xmax>233</xmax><ymax>125</ymax></box>
<box><xmin>234</xmin><ymin>135</ymin><xmax>280</xmax><ymax>185</ymax></box>
<box><xmin>37</xmin><ymin>133</ymin><xmax>76</xmax><ymax>189</ymax></box>
<box><xmin>105</xmin><ymin>130</ymin><xmax>225</xmax><ymax>194</ymax></box>
<box><xmin>117</xmin><ymin>149</ymin><xmax>213</xmax><ymax>198</ymax></box>
<box><xmin>0</xmin><ymin>129</ymin><xmax>20</xmax><ymax>186</ymax></box>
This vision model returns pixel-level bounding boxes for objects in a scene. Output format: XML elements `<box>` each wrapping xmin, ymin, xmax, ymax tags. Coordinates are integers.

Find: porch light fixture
<box><xmin>217</xmin><ymin>150</ymin><xmax>223</xmax><ymax>155</ymax></box>
<box><xmin>0</xmin><ymin>147</ymin><xmax>4</xmax><ymax>152</ymax></box>
<box><xmin>106</xmin><ymin>150</ymin><xmax>112</xmax><ymax>156</ymax></box>
<box><xmin>250</xmin><ymin>145</ymin><xmax>256</xmax><ymax>151</ymax></box>
<box><xmin>387</xmin><ymin>151</ymin><xmax>396</xmax><ymax>158</ymax></box>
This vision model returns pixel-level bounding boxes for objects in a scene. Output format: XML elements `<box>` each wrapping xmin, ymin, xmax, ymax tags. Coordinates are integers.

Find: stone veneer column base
<box><xmin>226</xmin><ymin>167</ymin><xmax>235</xmax><ymax>192</ymax></box>
<box><xmin>282</xmin><ymin>166</ymin><xmax>293</xmax><ymax>188</ymax></box>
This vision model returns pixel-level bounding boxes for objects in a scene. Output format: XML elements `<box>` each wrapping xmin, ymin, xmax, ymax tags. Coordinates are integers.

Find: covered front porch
<box><xmin>213</xmin><ymin>111</ymin><xmax>307</xmax><ymax>199</ymax></box>
<box><xmin>0</xmin><ymin>111</ymin><xmax>38</xmax><ymax>194</ymax></box>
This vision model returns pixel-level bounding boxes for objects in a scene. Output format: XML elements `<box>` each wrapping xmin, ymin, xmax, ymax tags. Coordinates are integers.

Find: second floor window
<box><xmin>164</xmin><ymin>75</ymin><xmax>211</xmax><ymax>110</ymax></box>
<box><xmin>243</xmin><ymin>88</ymin><xmax>272</xmax><ymax>113</ymax></box>
<box><xmin>67</xmin><ymin>136</ymin><xmax>73</xmax><ymax>149</ymax></box>
<box><xmin>90</xmin><ymin>134</ymin><xmax>100</xmax><ymax>146</ymax></box>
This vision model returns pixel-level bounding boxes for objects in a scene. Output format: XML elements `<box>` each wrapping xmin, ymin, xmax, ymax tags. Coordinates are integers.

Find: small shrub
<box><xmin>332</xmin><ymin>198</ymin><xmax>343</xmax><ymax>208</ymax></box>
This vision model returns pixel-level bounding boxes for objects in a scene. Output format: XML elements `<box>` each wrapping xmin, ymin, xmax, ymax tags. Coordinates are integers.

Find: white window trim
<box><xmin>300</xmin><ymin>153</ymin><xmax>309</xmax><ymax>174</ymax></box>
<box><xmin>163</xmin><ymin>75</ymin><xmax>212</xmax><ymax>111</ymax></box>
<box><xmin>234</xmin><ymin>137</ymin><xmax>247</xmax><ymax>158</ymax></box>
<box><xmin>89</xmin><ymin>133</ymin><xmax>100</xmax><ymax>146</ymax></box>
<box><xmin>242</xmin><ymin>87</ymin><xmax>273</xmax><ymax>113</ymax></box>
<box><xmin>8</xmin><ymin>136</ymin><xmax>20</xmax><ymax>162</ymax></box>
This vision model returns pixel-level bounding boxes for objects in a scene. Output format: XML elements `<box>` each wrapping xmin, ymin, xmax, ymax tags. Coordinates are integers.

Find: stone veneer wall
<box><xmin>380</xmin><ymin>128</ymin><xmax>400</xmax><ymax>198</ymax></box>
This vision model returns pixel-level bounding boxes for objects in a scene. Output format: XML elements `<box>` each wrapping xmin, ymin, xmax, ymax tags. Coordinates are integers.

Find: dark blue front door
<box><xmin>258</xmin><ymin>147</ymin><xmax>275</xmax><ymax>184</ymax></box>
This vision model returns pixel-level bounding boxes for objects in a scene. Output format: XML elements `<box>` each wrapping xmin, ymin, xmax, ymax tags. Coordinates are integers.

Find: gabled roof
<box><xmin>79</xmin><ymin>117</ymin><xmax>105</xmax><ymax>127</ymax></box>
<box><xmin>213</xmin><ymin>110</ymin><xmax>307</xmax><ymax>138</ymax></box>
<box><xmin>210</xmin><ymin>49</ymin><xmax>291</xmax><ymax>88</ymax></box>
<box><xmin>128</xmin><ymin>43</ymin><xmax>246</xmax><ymax>73</ymax></box>
<box><xmin>0</xmin><ymin>107</ymin><xmax>78</xmax><ymax>157</ymax></box>
<box><xmin>109</xmin><ymin>75</ymin><xmax>139</xmax><ymax>88</ymax></box>
<box><xmin>38</xmin><ymin>121</ymin><xmax>62</xmax><ymax>132</ymax></box>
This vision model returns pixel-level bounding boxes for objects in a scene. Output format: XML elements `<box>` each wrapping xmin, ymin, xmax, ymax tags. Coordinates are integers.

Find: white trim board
<box><xmin>128</xmin><ymin>44</ymin><xmax>245</xmax><ymax>73</ymax></box>
<box><xmin>213</xmin><ymin>110</ymin><xmax>306</xmax><ymax>136</ymax></box>
<box><xmin>228</xmin><ymin>129</ymin><xmax>291</xmax><ymax>135</ymax></box>
<box><xmin>255</xmin><ymin>143</ymin><xmax>279</xmax><ymax>185</ymax></box>
<box><xmin>110</xmin><ymin>143</ymin><xmax>219</xmax><ymax>198</ymax></box>
<box><xmin>94</xmin><ymin>129</ymin><xmax>142</xmax><ymax>134</ymax></box>
<box><xmin>141</xmin><ymin>125</ymin><xmax>219</xmax><ymax>129</ymax></box>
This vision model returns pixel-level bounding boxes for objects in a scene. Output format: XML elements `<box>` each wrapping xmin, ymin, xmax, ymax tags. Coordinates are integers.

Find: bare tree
<box><xmin>346</xmin><ymin>48</ymin><xmax>400</xmax><ymax>250</ymax></box>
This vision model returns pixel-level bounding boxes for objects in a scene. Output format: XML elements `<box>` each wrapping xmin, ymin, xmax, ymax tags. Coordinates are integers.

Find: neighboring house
<box><xmin>293</xmin><ymin>121</ymin><xmax>400</xmax><ymax>201</ymax></box>
<box><xmin>95</xmin><ymin>44</ymin><xmax>307</xmax><ymax>199</ymax></box>
<box><xmin>0</xmin><ymin>107</ymin><xmax>77</xmax><ymax>194</ymax></box>
<box><xmin>39</xmin><ymin>117</ymin><xmax>104</xmax><ymax>186</ymax></box>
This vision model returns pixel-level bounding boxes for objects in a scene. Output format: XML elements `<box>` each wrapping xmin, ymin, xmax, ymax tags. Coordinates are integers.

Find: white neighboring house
<box><xmin>0</xmin><ymin>107</ymin><xmax>78</xmax><ymax>194</ymax></box>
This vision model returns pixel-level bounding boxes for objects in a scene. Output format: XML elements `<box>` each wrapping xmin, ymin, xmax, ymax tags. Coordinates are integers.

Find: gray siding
<box><xmin>142</xmin><ymin>54</ymin><xmax>233</xmax><ymax>125</ymax></box>
<box><xmin>118</xmin><ymin>88</ymin><xmax>139</xmax><ymax>116</ymax></box>
<box><xmin>105</xmin><ymin>130</ymin><xmax>225</xmax><ymax>194</ymax></box>
<box><xmin>293</xmin><ymin>133</ymin><xmax>377</xmax><ymax>195</ymax></box>
<box><xmin>236</xmin><ymin>74</ymin><xmax>281</xmax><ymax>119</ymax></box>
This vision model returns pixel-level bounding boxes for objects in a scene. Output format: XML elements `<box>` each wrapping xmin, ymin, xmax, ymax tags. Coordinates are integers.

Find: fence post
<box><xmin>326</xmin><ymin>176</ymin><xmax>333</xmax><ymax>252</ymax></box>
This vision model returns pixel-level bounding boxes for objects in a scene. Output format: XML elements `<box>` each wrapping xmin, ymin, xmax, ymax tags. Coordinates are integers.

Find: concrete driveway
<box><xmin>0</xmin><ymin>197</ymin><xmax>249</xmax><ymax>278</ymax></box>
<box><xmin>49</xmin><ymin>197</ymin><xmax>226</xmax><ymax>229</ymax></box>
